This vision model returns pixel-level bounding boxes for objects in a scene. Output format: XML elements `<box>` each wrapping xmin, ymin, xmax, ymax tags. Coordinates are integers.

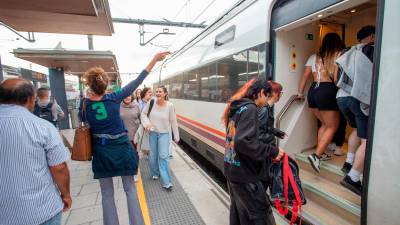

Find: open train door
<box><xmin>269</xmin><ymin>0</ymin><xmax>399</xmax><ymax>224</ymax></box>
<box><xmin>363</xmin><ymin>0</ymin><xmax>400</xmax><ymax>224</ymax></box>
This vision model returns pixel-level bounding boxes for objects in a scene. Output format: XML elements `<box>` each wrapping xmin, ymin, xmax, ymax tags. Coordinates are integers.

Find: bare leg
<box><xmin>310</xmin><ymin>108</ymin><xmax>325</xmax><ymax>143</ymax></box>
<box><xmin>348</xmin><ymin>130</ymin><xmax>361</xmax><ymax>154</ymax></box>
<box><xmin>345</xmin><ymin>130</ymin><xmax>361</xmax><ymax>164</ymax></box>
<box><xmin>315</xmin><ymin>111</ymin><xmax>339</xmax><ymax>156</ymax></box>
<box><xmin>351</xmin><ymin>139</ymin><xmax>366</xmax><ymax>173</ymax></box>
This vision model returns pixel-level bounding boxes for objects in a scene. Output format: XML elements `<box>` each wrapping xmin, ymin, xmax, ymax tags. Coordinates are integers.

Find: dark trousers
<box><xmin>333</xmin><ymin>112</ymin><xmax>347</xmax><ymax>147</ymax></box>
<box><xmin>228</xmin><ymin>181</ymin><xmax>276</xmax><ymax>225</ymax></box>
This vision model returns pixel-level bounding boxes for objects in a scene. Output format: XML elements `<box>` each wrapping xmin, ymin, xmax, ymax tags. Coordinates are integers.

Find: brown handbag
<box><xmin>71</xmin><ymin>99</ymin><xmax>92</xmax><ymax>161</ymax></box>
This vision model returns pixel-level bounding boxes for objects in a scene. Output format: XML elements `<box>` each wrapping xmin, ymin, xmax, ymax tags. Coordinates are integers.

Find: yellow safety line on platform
<box><xmin>136</xmin><ymin>170</ymin><xmax>151</xmax><ymax>225</ymax></box>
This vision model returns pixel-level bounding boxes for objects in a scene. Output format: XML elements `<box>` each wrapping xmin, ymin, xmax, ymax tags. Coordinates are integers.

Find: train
<box><xmin>147</xmin><ymin>0</ymin><xmax>399</xmax><ymax>224</ymax></box>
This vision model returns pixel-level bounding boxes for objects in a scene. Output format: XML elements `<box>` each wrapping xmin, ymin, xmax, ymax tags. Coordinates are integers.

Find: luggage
<box><xmin>71</xmin><ymin>99</ymin><xmax>92</xmax><ymax>161</ymax></box>
<box><xmin>269</xmin><ymin>153</ymin><xmax>306</xmax><ymax>225</ymax></box>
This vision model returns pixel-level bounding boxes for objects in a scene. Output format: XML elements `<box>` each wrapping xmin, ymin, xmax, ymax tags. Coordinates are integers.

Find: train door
<box><xmin>269</xmin><ymin>0</ymin><xmax>380</xmax><ymax>224</ymax></box>
<box><xmin>363</xmin><ymin>0</ymin><xmax>400</xmax><ymax>224</ymax></box>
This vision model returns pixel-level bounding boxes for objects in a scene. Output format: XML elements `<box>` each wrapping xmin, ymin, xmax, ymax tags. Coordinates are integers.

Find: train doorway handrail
<box><xmin>275</xmin><ymin>94</ymin><xmax>301</xmax><ymax>146</ymax></box>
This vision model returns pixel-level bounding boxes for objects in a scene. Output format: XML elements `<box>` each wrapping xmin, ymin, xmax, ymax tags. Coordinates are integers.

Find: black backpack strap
<box><xmin>46</xmin><ymin>102</ymin><xmax>53</xmax><ymax>110</ymax></box>
<box><xmin>147</xmin><ymin>99</ymin><xmax>155</xmax><ymax>117</ymax></box>
<box><xmin>33</xmin><ymin>101</ymin><xmax>40</xmax><ymax>115</ymax></box>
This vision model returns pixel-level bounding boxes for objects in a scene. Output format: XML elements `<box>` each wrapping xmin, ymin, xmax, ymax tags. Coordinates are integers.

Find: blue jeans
<box><xmin>40</xmin><ymin>212</ymin><xmax>61</xmax><ymax>225</ymax></box>
<box><xmin>99</xmin><ymin>176</ymin><xmax>144</xmax><ymax>225</ymax></box>
<box><xmin>149</xmin><ymin>132</ymin><xmax>172</xmax><ymax>186</ymax></box>
<box><xmin>337</xmin><ymin>96</ymin><xmax>368</xmax><ymax>139</ymax></box>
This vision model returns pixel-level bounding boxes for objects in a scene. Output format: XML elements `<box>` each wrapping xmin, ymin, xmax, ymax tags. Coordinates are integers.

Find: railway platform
<box><xmin>60</xmin><ymin>129</ymin><xmax>288</xmax><ymax>225</ymax></box>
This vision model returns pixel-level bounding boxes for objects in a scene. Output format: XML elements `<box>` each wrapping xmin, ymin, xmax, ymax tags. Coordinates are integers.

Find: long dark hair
<box><xmin>140</xmin><ymin>87</ymin><xmax>151</xmax><ymax>100</ymax></box>
<box><xmin>222</xmin><ymin>78</ymin><xmax>271</xmax><ymax>126</ymax></box>
<box><xmin>318</xmin><ymin>33</ymin><xmax>343</xmax><ymax>76</ymax></box>
<box><xmin>134</xmin><ymin>89</ymin><xmax>141</xmax><ymax>102</ymax></box>
<box><xmin>158</xmin><ymin>86</ymin><xmax>169</xmax><ymax>101</ymax></box>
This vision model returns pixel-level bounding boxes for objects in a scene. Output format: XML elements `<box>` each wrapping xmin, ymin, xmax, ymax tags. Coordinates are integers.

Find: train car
<box><xmin>149</xmin><ymin>0</ymin><xmax>399</xmax><ymax>224</ymax></box>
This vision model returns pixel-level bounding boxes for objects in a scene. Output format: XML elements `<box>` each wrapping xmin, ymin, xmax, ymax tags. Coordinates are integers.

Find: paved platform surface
<box><xmin>60</xmin><ymin>129</ymin><xmax>229</xmax><ymax>225</ymax></box>
<box><xmin>60</xmin><ymin>129</ymin><xmax>287</xmax><ymax>225</ymax></box>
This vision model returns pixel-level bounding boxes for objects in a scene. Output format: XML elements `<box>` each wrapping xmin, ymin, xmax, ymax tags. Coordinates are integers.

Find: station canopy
<box><xmin>0</xmin><ymin>0</ymin><xmax>114</xmax><ymax>35</ymax></box>
<box><xmin>13</xmin><ymin>48</ymin><xmax>120</xmax><ymax>83</ymax></box>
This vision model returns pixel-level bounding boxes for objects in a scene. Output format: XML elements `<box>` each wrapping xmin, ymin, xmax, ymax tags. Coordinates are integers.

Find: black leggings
<box><xmin>333</xmin><ymin>112</ymin><xmax>347</xmax><ymax>146</ymax></box>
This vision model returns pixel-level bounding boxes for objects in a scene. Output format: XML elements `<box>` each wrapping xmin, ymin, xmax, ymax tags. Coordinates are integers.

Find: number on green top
<box><xmin>92</xmin><ymin>102</ymin><xmax>108</xmax><ymax>120</ymax></box>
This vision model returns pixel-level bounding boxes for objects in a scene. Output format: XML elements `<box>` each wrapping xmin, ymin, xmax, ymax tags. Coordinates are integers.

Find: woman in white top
<box><xmin>141</xmin><ymin>86</ymin><xmax>179</xmax><ymax>190</ymax></box>
<box><xmin>298</xmin><ymin>33</ymin><xmax>343</xmax><ymax>173</ymax></box>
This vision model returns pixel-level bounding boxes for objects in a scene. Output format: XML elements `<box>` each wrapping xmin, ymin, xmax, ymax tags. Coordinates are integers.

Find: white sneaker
<box><xmin>333</xmin><ymin>147</ymin><xmax>344</xmax><ymax>156</ymax></box>
<box><xmin>152</xmin><ymin>175</ymin><xmax>159</xmax><ymax>180</ymax></box>
<box><xmin>308</xmin><ymin>154</ymin><xmax>320</xmax><ymax>173</ymax></box>
<box><xmin>327</xmin><ymin>143</ymin><xmax>336</xmax><ymax>152</ymax></box>
<box><xmin>162</xmin><ymin>183</ymin><xmax>173</xmax><ymax>190</ymax></box>
<box><xmin>134</xmin><ymin>175</ymin><xmax>139</xmax><ymax>183</ymax></box>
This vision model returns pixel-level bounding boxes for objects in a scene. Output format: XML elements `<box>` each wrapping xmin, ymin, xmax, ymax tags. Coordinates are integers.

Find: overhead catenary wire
<box><xmin>167</xmin><ymin>0</ymin><xmax>217</xmax><ymax>51</ymax></box>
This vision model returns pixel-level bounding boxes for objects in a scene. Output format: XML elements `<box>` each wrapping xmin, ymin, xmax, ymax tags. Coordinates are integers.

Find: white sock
<box><xmin>346</xmin><ymin>153</ymin><xmax>355</xmax><ymax>164</ymax></box>
<box><xmin>348</xmin><ymin>169</ymin><xmax>361</xmax><ymax>182</ymax></box>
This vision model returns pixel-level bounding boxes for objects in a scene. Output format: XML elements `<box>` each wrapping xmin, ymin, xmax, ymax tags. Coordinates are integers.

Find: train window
<box><xmin>258</xmin><ymin>43</ymin><xmax>267</xmax><ymax>78</ymax></box>
<box><xmin>248</xmin><ymin>47</ymin><xmax>259</xmax><ymax>80</ymax></box>
<box><xmin>198</xmin><ymin>66</ymin><xmax>210</xmax><ymax>101</ymax></box>
<box><xmin>214</xmin><ymin>25</ymin><xmax>236</xmax><ymax>48</ymax></box>
<box><xmin>183</xmin><ymin>70</ymin><xmax>200</xmax><ymax>100</ymax></box>
<box><xmin>216</xmin><ymin>50</ymin><xmax>247</xmax><ymax>102</ymax></box>
<box><xmin>216</xmin><ymin>60</ymin><xmax>231</xmax><ymax>102</ymax></box>
<box><xmin>170</xmin><ymin>74</ymin><xmax>183</xmax><ymax>98</ymax></box>
<box><xmin>163</xmin><ymin>79</ymin><xmax>171</xmax><ymax>96</ymax></box>
<box><xmin>208</xmin><ymin>63</ymin><xmax>218</xmax><ymax>102</ymax></box>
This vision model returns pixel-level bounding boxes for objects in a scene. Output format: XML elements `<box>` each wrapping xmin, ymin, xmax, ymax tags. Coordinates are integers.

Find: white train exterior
<box><xmin>149</xmin><ymin>0</ymin><xmax>400</xmax><ymax>224</ymax></box>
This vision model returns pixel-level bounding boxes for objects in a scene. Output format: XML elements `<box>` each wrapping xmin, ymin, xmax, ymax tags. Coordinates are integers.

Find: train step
<box><xmin>301</xmin><ymin>199</ymin><xmax>356</xmax><ymax>225</ymax></box>
<box><xmin>296</xmin><ymin>151</ymin><xmax>345</xmax><ymax>184</ymax></box>
<box><xmin>300</xmin><ymin>169</ymin><xmax>360</xmax><ymax>225</ymax></box>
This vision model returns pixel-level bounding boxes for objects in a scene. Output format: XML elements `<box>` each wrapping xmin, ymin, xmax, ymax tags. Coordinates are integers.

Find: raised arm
<box><xmin>111</xmin><ymin>52</ymin><xmax>171</xmax><ymax>102</ymax></box>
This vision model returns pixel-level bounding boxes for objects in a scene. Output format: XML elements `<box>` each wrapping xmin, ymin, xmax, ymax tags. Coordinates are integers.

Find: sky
<box><xmin>0</xmin><ymin>0</ymin><xmax>237</xmax><ymax>85</ymax></box>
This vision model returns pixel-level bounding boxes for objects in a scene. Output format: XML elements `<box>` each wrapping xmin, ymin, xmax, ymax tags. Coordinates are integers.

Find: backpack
<box><xmin>269</xmin><ymin>153</ymin><xmax>306</xmax><ymax>225</ymax></box>
<box><xmin>33</xmin><ymin>102</ymin><xmax>54</xmax><ymax>124</ymax></box>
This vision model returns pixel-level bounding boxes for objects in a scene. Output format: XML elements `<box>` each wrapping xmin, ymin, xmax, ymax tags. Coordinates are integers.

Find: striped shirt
<box><xmin>0</xmin><ymin>104</ymin><xmax>70</xmax><ymax>225</ymax></box>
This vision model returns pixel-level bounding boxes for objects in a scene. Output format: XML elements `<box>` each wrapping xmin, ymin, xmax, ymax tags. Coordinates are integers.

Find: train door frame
<box><xmin>268</xmin><ymin>0</ymin><xmax>385</xmax><ymax>224</ymax></box>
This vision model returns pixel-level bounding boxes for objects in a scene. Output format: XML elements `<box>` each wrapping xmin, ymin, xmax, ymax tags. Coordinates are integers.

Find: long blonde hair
<box><xmin>318</xmin><ymin>33</ymin><xmax>344</xmax><ymax>78</ymax></box>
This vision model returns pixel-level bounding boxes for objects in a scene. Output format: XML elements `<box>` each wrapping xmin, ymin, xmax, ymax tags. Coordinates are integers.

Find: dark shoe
<box><xmin>341</xmin><ymin>162</ymin><xmax>352</xmax><ymax>174</ymax></box>
<box><xmin>320</xmin><ymin>153</ymin><xmax>333</xmax><ymax>161</ymax></box>
<box><xmin>340</xmin><ymin>175</ymin><xmax>362</xmax><ymax>196</ymax></box>
<box><xmin>308</xmin><ymin>154</ymin><xmax>320</xmax><ymax>173</ymax></box>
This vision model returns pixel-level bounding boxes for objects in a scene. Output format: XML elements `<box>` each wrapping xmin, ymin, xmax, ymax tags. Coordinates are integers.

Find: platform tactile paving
<box><xmin>140</xmin><ymin>158</ymin><xmax>206</xmax><ymax>225</ymax></box>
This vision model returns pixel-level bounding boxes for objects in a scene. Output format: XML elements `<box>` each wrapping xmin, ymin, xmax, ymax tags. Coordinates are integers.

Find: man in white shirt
<box><xmin>0</xmin><ymin>78</ymin><xmax>71</xmax><ymax>225</ymax></box>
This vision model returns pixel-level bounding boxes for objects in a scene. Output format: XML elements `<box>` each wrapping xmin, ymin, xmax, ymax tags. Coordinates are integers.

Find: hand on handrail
<box><xmin>296</xmin><ymin>93</ymin><xmax>305</xmax><ymax>100</ymax></box>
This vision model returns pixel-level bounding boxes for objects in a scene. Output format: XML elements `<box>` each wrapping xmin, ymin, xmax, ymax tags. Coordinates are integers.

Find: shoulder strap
<box><xmin>46</xmin><ymin>102</ymin><xmax>53</xmax><ymax>110</ymax></box>
<box><xmin>82</xmin><ymin>99</ymin><xmax>88</xmax><ymax>124</ymax></box>
<box><xmin>147</xmin><ymin>99</ymin><xmax>155</xmax><ymax>117</ymax></box>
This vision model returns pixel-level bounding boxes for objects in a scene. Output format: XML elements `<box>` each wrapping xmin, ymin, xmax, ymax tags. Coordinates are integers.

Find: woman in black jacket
<box><xmin>259</xmin><ymin>81</ymin><xmax>285</xmax><ymax>146</ymax></box>
<box><xmin>222</xmin><ymin>78</ymin><xmax>285</xmax><ymax>225</ymax></box>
